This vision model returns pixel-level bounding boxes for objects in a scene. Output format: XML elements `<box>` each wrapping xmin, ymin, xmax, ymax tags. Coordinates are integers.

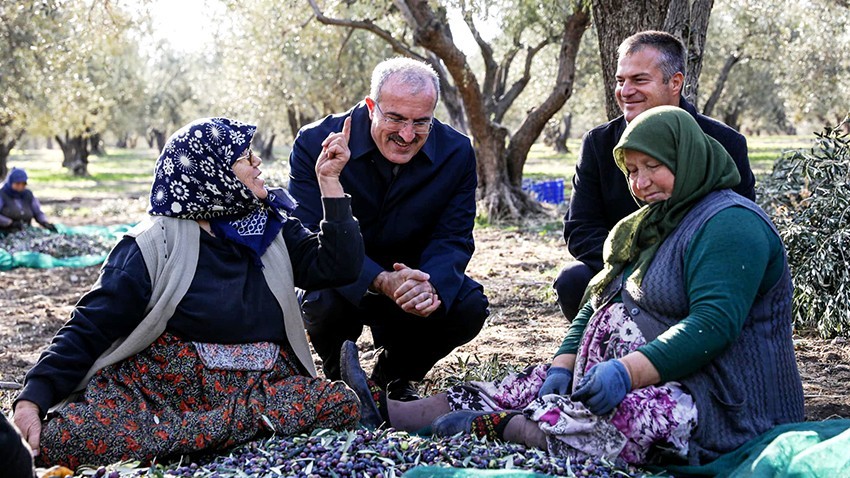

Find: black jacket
<box><xmin>563</xmin><ymin>97</ymin><xmax>755</xmax><ymax>271</ymax></box>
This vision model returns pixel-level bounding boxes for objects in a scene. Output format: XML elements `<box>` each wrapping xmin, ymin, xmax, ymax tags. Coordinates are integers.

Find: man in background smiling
<box><xmin>553</xmin><ymin>30</ymin><xmax>755</xmax><ymax>327</ymax></box>
<box><xmin>289</xmin><ymin>57</ymin><xmax>489</xmax><ymax>401</ymax></box>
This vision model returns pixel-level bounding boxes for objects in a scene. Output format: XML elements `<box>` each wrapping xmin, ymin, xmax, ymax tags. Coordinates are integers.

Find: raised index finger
<box><xmin>342</xmin><ymin>116</ymin><xmax>351</xmax><ymax>143</ymax></box>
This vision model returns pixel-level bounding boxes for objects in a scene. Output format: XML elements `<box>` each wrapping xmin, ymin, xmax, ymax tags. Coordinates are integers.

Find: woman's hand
<box><xmin>571</xmin><ymin>359</ymin><xmax>631</xmax><ymax>415</ymax></box>
<box><xmin>12</xmin><ymin>400</ymin><xmax>42</xmax><ymax>456</ymax></box>
<box><xmin>538</xmin><ymin>366</ymin><xmax>573</xmax><ymax>398</ymax></box>
<box><xmin>315</xmin><ymin>116</ymin><xmax>351</xmax><ymax>198</ymax></box>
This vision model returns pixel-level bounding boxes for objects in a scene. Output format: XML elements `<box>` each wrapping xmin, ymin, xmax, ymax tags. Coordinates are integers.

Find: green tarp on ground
<box><xmin>403</xmin><ymin>467</ymin><xmax>556</xmax><ymax>477</ymax></box>
<box><xmin>658</xmin><ymin>419</ymin><xmax>850</xmax><ymax>478</ymax></box>
<box><xmin>0</xmin><ymin>223</ymin><xmax>133</xmax><ymax>270</ymax></box>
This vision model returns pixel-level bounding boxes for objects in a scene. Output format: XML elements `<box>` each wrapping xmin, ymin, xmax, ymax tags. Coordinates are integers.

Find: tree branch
<box><xmin>400</xmin><ymin>0</ymin><xmax>489</xmax><ymax>141</ymax></box>
<box><xmin>494</xmin><ymin>42</ymin><xmax>520</xmax><ymax>101</ymax></box>
<box><xmin>493</xmin><ymin>37</ymin><xmax>553</xmax><ymax>123</ymax></box>
<box><xmin>462</xmin><ymin>8</ymin><xmax>497</xmax><ymax>101</ymax></box>
<box><xmin>701</xmin><ymin>49</ymin><xmax>743</xmax><ymax>117</ymax></box>
<box><xmin>505</xmin><ymin>5</ymin><xmax>590</xmax><ymax>183</ymax></box>
<box><xmin>308</xmin><ymin>0</ymin><xmax>425</xmax><ymax>61</ymax></box>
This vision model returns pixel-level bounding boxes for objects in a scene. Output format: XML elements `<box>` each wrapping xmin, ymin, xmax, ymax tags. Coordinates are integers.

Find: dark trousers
<box><xmin>553</xmin><ymin>261</ymin><xmax>598</xmax><ymax>321</ymax></box>
<box><xmin>0</xmin><ymin>411</ymin><xmax>35</xmax><ymax>478</ymax></box>
<box><xmin>301</xmin><ymin>276</ymin><xmax>489</xmax><ymax>383</ymax></box>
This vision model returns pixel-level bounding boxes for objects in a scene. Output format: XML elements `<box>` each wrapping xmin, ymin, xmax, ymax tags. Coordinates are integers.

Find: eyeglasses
<box><xmin>237</xmin><ymin>148</ymin><xmax>260</xmax><ymax>167</ymax></box>
<box><xmin>373</xmin><ymin>103</ymin><xmax>433</xmax><ymax>135</ymax></box>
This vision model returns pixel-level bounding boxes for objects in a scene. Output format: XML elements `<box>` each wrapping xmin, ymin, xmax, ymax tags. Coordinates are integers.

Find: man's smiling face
<box><xmin>367</xmin><ymin>76</ymin><xmax>436</xmax><ymax>165</ymax></box>
<box><xmin>615</xmin><ymin>47</ymin><xmax>683</xmax><ymax>123</ymax></box>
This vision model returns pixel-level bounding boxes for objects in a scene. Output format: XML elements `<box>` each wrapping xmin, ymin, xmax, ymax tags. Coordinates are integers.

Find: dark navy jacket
<box><xmin>289</xmin><ymin>102</ymin><xmax>478</xmax><ymax>311</ymax></box>
<box><xmin>564</xmin><ymin>97</ymin><xmax>755</xmax><ymax>271</ymax></box>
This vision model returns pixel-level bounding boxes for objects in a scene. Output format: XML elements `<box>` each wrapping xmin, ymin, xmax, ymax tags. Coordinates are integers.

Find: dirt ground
<box><xmin>2</xmin><ymin>198</ymin><xmax>850</xmax><ymax>423</ymax></box>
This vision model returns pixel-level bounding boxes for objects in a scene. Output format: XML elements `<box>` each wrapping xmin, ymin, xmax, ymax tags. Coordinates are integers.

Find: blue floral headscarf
<box><xmin>149</xmin><ymin>117</ymin><xmax>284</xmax><ymax>264</ymax></box>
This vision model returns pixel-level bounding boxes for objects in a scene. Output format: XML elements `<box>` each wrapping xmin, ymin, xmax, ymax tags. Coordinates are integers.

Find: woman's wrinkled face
<box><xmin>232</xmin><ymin>149</ymin><xmax>267</xmax><ymax>199</ymax></box>
<box><xmin>623</xmin><ymin>149</ymin><xmax>675</xmax><ymax>204</ymax></box>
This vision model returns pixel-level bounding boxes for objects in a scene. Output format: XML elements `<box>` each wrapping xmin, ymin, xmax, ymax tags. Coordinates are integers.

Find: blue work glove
<box><xmin>538</xmin><ymin>366</ymin><xmax>573</xmax><ymax>398</ymax></box>
<box><xmin>571</xmin><ymin>359</ymin><xmax>631</xmax><ymax>415</ymax></box>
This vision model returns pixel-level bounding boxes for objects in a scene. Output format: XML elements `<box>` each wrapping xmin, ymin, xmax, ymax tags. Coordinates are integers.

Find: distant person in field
<box><xmin>12</xmin><ymin>117</ymin><xmax>366</xmax><ymax>469</ymax></box>
<box><xmin>554</xmin><ymin>30</ymin><xmax>755</xmax><ymax>323</ymax></box>
<box><xmin>342</xmin><ymin>106</ymin><xmax>804</xmax><ymax>466</ymax></box>
<box><xmin>288</xmin><ymin>57</ymin><xmax>489</xmax><ymax>402</ymax></box>
<box><xmin>0</xmin><ymin>168</ymin><xmax>57</xmax><ymax>233</ymax></box>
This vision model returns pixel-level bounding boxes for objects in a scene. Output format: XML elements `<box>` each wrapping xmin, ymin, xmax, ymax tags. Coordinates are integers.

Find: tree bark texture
<box><xmin>0</xmin><ymin>121</ymin><xmax>25</xmax><ymax>180</ymax></box>
<box><xmin>592</xmin><ymin>0</ymin><xmax>672</xmax><ymax>120</ymax></box>
<box><xmin>149</xmin><ymin>128</ymin><xmax>167</xmax><ymax>153</ymax></box>
<box><xmin>664</xmin><ymin>0</ymin><xmax>714</xmax><ymax>106</ymax></box>
<box><xmin>553</xmin><ymin>113</ymin><xmax>573</xmax><ymax>154</ymax></box>
<box><xmin>254</xmin><ymin>131</ymin><xmax>277</xmax><ymax>162</ymax></box>
<box><xmin>0</xmin><ymin>140</ymin><xmax>16</xmax><ymax>180</ymax></box>
<box><xmin>89</xmin><ymin>133</ymin><xmax>106</xmax><ymax>156</ymax></box>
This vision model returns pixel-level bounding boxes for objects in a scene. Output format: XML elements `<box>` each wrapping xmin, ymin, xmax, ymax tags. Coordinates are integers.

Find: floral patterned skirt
<box><xmin>37</xmin><ymin>333</ymin><xmax>358</xmax><ymax>469</ymax></box>
<box><xmin>446</xmin><ymin>302</ymin><xmax>698</xmax><ymax>465</ymax></box>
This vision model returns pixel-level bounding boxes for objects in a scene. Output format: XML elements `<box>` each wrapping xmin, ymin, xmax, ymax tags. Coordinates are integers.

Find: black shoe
<box><xmin>431</xmin><ymin>410</ymin><xmax>489</xmax><ymax>437</ymax></box>
<box><xmin>386</xmin><ymin>379</ymin><xmax>421</xmax><ymax>402</ymax></box>
<box><xmin>340</xmin><ymin>341</ymin><xmax>384</xmax><ymax>429</ymax></box>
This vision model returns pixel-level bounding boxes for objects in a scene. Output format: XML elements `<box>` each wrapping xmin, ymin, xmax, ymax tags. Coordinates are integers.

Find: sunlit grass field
<box><xmin>7</xmin><ymin>134</ymin><xmax>816</xmax><ymax>203</ymax></box>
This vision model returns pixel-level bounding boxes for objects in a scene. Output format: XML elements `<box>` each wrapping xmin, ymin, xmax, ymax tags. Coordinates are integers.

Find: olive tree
<box><xmin>23</xmin><ymin>1</ymin><xmax>144</xmax><ymax>175</ymax></box>
<box><xmin>207</xmin><ymin>2</ymin><xmax>390</xmax><ymax>161</ymax></box>
<box><xmin>0</xmin><ymin>1</ymin><xmax>64</xmax><ymax>177</ymax></box>
<box><xmin>308</xmin><ymin>0</ymin><xmax>591</xmax><ymax>220</ymax></box>
<box><xmin>592</xmin><ymin>0</ymin><xmax>723</xmax><ymax>120</ymax></box>
<box><xmin>701</xmin><ymin>0</ymin><xmax>850</xmax><ymax>133</ymax></box>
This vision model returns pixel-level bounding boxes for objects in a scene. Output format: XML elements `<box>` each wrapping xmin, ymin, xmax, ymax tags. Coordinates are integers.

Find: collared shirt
<box><xmin>289</xmin><ymin>102</ymin><xmax>479</xmax><ymax>310</ymax></box>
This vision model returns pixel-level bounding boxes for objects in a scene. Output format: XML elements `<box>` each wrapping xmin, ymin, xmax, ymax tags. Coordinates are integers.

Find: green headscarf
<box><xmin>584</xmin><ymin>105</ymin><xmax>741</xmax><ymax>304</ymax></box>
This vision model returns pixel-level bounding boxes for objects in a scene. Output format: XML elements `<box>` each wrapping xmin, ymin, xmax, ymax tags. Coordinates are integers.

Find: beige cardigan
<box><xmin>72</xmin><ymin>216</ymin><xmax>317</xmax><ymax>393</ymax></box>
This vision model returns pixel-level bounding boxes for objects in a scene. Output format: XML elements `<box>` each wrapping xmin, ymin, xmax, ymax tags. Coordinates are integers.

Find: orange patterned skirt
<box><xmin>37</xmin><ymin>333</ymin><xmax>358</xmax><ymax>469</ymax></box>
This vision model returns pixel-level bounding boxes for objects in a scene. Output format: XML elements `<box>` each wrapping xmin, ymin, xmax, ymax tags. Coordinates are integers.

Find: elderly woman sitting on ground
<box><xmin>13</xmin><ymin>116</ymin><xmax>365</xmax><ymax>470</ymax></box>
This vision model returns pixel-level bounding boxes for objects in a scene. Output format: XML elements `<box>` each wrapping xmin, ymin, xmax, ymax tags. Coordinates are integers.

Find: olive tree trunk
<box><xmin>56</xmin><ymin>131</ymin><xmax>90</xmax><ymax>176</ymax></box>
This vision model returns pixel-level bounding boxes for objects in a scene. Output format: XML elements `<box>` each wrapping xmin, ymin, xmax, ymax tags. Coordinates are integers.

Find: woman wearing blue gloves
<box><xmin>342</xmin><ymin>106</ymin><xmax>804</xmax><ymax>466</ymax></box>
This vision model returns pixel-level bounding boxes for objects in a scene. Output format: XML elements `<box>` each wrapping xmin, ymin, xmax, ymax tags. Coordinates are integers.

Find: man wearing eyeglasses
<box><xmin>289</xmin><ymin>57</ymin><xmax>489</xmax><ymax>401</ymax></box>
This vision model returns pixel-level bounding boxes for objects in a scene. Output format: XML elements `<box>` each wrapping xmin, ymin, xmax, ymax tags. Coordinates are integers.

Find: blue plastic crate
<box><xmin>522</xmin><ymin>178</ymin><xmax>565</xmax><ymax>204</ymax></box>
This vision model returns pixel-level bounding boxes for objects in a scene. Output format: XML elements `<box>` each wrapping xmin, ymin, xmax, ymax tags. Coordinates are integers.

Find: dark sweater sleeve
<box><xmin>284</xmin><ymin>196</ymin><xmax>364</xmax><ymax>291</ymax></box>
<box><xmin>16</xmin><ymin>238</ymin><xmax>151</xmax><ymax>414</ymax></box>
<box><xmin>637</xmin><ymin>207</ymin><xmax>784</xmax><ymax>382</ymax></box>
